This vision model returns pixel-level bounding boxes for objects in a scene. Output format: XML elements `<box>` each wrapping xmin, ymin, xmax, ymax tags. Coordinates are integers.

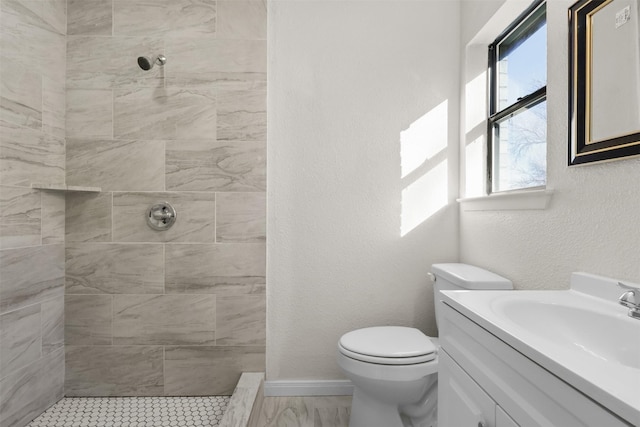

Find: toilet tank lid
<box><xmin>431</xmin><ymin>263</ymin><xmax>513</xmax><ymax>290</ymax></box>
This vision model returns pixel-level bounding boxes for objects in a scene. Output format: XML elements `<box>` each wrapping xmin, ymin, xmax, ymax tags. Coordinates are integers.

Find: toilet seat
<box><xmin>338</xmin><ymin>326</ymin><xmax>436</xmax><ymax>365</ymax></box>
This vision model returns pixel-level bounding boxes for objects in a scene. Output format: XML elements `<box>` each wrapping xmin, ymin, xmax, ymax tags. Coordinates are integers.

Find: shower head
<box><xmin>137</xmin><ymin>55</ymin><xmax>166</xmax><ymax>71</ymax></box>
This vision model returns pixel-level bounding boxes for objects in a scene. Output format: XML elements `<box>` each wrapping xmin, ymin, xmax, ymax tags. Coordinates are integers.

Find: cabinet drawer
<box><xmin>497</xmin><ymin>406</ymin><xmax>520</xmax><ymax>427</ymax></box>
<box><xmin>439</xmin><ymin>350</ymin><xmax>495</xmax><ymax>427</ymax></box>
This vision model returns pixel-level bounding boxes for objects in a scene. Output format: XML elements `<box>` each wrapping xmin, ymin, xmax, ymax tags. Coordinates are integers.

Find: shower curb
<box><xmin>218</xmin><ymin>372</ymin><xmax>264</xmax><ymax>427</ymax></box>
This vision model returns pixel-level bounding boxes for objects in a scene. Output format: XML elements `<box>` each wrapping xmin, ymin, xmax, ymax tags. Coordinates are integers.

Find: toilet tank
<box><xmin>431</xmin><ymin>263</ymin><xmax>513</xmax><ymax>331</ymax></box>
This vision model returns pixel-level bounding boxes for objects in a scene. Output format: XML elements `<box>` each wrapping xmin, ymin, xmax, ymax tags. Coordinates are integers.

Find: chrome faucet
<box><xmin>618</xmin><ymin>282</ymin><xmax>640</xmax><ymax>319</ymax></box>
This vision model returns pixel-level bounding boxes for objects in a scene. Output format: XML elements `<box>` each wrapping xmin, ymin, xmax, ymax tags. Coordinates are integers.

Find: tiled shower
<box><xmin>0</xmin><ymin>0</ymin><xmax>266</xmax><ymax>425</ymax></box>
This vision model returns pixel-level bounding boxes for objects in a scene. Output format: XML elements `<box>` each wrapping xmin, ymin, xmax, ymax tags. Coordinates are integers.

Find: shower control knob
<box><xmin>146</xmin><ymin>202</ymin><xmax>177</xmax><ymax>231</ymax></box>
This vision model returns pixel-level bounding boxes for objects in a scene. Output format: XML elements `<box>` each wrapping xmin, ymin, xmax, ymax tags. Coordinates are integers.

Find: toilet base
<box><xmin>349</xmin><ymin>389</ymin><xmax>404</xmax><ymax>427</ymax></box>
<box><xmin>349</xmin><ymin>388</ymin><xmax>437</xmax><ymax>427</ymax></box>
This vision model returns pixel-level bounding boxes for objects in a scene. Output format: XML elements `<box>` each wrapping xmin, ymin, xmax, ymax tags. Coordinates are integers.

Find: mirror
<box><xmin>569</xmin><ymin>0</ymin><xmax>640</xmax><ymax>165</ymax></box>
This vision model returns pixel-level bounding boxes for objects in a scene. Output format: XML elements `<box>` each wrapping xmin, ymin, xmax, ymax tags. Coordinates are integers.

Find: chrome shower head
<box><xmin>137</xmin><ymin>55</ymin><xmax>166</xmax><ymax>71</ymax></box>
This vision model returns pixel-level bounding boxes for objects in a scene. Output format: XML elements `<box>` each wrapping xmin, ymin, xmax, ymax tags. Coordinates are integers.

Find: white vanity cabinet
<box><xmin>438</xmin><ymin>301</ymin><xmax>633</xmax><ymax>427</ymax></box>
<box><xmin>496</xmin><ymin>407</ymin><xmax>519</xmax><ymax>427</ymax></box>
<box><xmin>440</xmin><ymin>349</ymin><xmax>517</xmax><ymax>427</ymax></box>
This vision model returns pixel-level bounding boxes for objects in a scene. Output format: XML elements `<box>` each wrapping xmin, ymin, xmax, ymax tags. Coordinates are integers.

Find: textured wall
<box><xmin>459</xmin><ymin>0</ymin><xmax>640</xmax><ymax>288</ymax></box>
<box><xmin>267</xmin><ymin>0</ymin><xmax>461</xmax><ymax>380</ymax></box>
<box><xmin>0</xmin><ymin>0</ymin><xmax>67</xmax><ymax>426</ymax></box>
<box><xmin>64</xmin><ymin>0</ymin><xmax>267</xmax><ymax>396</ymax></box>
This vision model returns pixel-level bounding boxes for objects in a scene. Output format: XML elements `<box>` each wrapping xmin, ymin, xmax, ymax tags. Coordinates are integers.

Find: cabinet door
<box><xmin>439</xmin><ymin>349</ymin><xmax>496</xmax><ymax>427</ymax></box>
<box><xmin>496</xmin><ymin>406</ymin><xmax>519</xmax><ymax>427</ymax></box>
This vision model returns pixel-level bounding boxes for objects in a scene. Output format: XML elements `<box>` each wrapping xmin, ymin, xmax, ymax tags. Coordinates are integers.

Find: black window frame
<box><xmin>487</xmin><ymin>0</ymin><xmax>547</xmax><ymax>194</ymax></box>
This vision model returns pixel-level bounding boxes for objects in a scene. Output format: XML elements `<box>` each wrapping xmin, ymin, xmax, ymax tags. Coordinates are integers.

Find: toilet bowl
<box><xmin>337</xmin><ymin>326</ymin><xmax>438</xmax><ymax>427</ymax></box>
<box><xmin>337</xmin><ymin>263</ymin><xmax>513</xmax><ymax>427</ymax></box>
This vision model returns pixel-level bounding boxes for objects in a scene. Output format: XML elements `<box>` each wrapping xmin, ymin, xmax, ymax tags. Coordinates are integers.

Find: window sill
<box><xmin>457</xmin><ymin>188</ymin><xmax>554</xmax><ymax>211</ymax></box>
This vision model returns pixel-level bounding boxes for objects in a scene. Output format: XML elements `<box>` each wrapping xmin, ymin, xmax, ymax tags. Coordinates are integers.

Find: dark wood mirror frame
<box><xmin>568</xmin><ymin>0</ymin><xmax>640</xmax><ymax>165</ymax></box>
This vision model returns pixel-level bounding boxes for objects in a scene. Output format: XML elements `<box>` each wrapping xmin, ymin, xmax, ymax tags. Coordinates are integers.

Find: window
<box><xmin>488</xmin><ymin>0</ymin><xmax>547</xmax><ymax>193</ymax></box>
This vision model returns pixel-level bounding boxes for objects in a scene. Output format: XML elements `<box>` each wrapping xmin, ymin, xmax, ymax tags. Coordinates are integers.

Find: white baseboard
<box><xmin>263</xmin><ymin>380</ymin><xmax>354</xmax><ymax>397</ymax></box>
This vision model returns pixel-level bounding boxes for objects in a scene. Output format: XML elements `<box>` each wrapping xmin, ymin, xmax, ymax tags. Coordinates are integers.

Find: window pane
<box><xmin>492</xmin><ymin>100</ymin><xmax>546</xmax><ymax>192</ymax></box>
<box><xmin>497</xmin><ymin>9</ymin><xmax>546</xmax><ymax>109</ymax></box>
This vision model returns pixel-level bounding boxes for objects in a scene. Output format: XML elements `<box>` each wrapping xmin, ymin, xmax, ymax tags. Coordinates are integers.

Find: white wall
<box><xmin>268</xmin><ymin>0</ymin><xmax>461</xmax><ymax>380</ymax></box>
<box><xmin>460</xmin><ymin>0</ymin><xmax>640</xmax><ymax>289</ymax></box>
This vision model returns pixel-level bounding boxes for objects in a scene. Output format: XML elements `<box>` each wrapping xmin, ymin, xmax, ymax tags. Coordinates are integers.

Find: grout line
<box><xmin>39</xmin><ymin>190</ymin><xmax>44</xmax><ymax>247</ymax></box>
<box><xmin>162</xmin><ymin>242</ymin><xmax>166</xmax><ymax>295</ymax></box>
<box><xmin>110</xmin><ymin>191</ymin><xmax>114</xmax><ymax>242</ymax></box>
<box><xmin>110</xmin><ymin>294</ymin><xmax>114</xmax><ymax>346</ymax></box>
<box><xmin>214</xmin><ymin>192</ymin><xmax>217</xmax><ymax>243</ymax></box>
<box><xmin>162</xmin><ymin>345</ymin><xmax>166</xmax><ymax>396</ymax></box>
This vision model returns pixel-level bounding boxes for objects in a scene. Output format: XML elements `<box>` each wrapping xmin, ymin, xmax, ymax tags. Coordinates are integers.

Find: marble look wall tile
<box><xmin>165</xmin><ymin>243</ymin><xmax>265</xmax><ymax>294</ymax></box>
<box><xmin>165</xmin><ymin>346</ymin><xmax>265</xmax><ymax>395</ymax></box>
<box><xmin>217</xmin><ymin>1</ymin><xmax>266</xmax><ymax>40</ymax></box>
<box><xmin>217</xmin><ymin>72</ymin><xmax>268</xmax><ymax>91</ymax></box>
<box><xmin>41</xmin><ymin>296</ymin><xmax>64</xmax><ymax>354</ymax></box>
<box><xmin>1</xmin><ymin>0</ymin><xmax>66</xmax><ymax>40</ymax></box>
<box><xmin>0</xmin><ymin>0</ymin><xmax>65</xmax><ymax>38</ymax></box>
<box><xmin>166</xmin><ymin>38</ymin><xmax>265</xmax><ymax>87</ymax></box>
<box><xmin>216</xmin><ymin>295</ymin><xmax>265</xmax><ymax>346</ymax></box>
<box><xmin>0</xmin><ymin>348</ymin><xmax>64</xmax><ymax>427</ymax></box>
<box><xmin>166</xmin><ymin>140</ymin><xmax>265</xmax><ymax>192</ymax></box>
<box><xmin>0</xmin><ymin>304</ymin><xmax>42</xmax><ymax>378</ymax></box>
<box><xmin>67</xmin><ymin>0</ymin><xmax>113</xmax><ymax>35</ymax></box>
<box><xmin>0</xmin><ymin>186</ymin><xmax>41</xmax><ymax>249</ymax></box>
<box><xmin>66</xmin><ymin>89</ymin><xmax>113</xmax><ymax>139</ymax></box>
<box><xmin>65</xmin><ymin>192</ymin><xmax>112</xmax><ymax>242</ymax></box>
<box><xmin>41</xmin><ymin>191</ymin><xmax>65</xmax><ymax>245</ymax></box>
<box><xmin>66</xmin><ymin>243</ymin><xmax>164</xmax><ymax>294</ymax></box>
<box><xmin>42</xmin><ymin>64</ymin><xmax>66</xmax><ymax>139</ymax></box>
<box><xmin>167</xmin><ymin>72</ymin><xmax>266</xmax><ymax>91</ymax></box>
<box><xmin>1</xmin><ymin>0</ymin><xmax>66</xmax><ymax>82</ymax></box>
<box><xmin>65</xmin><ymin>295</ymin><xmax>113</xmax><ymax>345</ymax></box>
<box><xmin>114</xmin><ymin>87</ymin><xmax>216</xmax><ymax>140</ymax></box>
<box><xmin>67</xmin><ymin>36</ymin><xmax>164</xmax><ymax>89</ymax></box>
<box><xmin>0</xmin><ymin>244</ymin><xmax>64</xmax><ymax>313</ymax></box>
<box><xmin>216</xmin><ymin>192</ymin><xmax>266</xmax><ymax>243</ymax></box>
<box><xmin>113</xmin><ymin>295</ymin><xmax>216</xmax><ymax>345</ymax></box>
<box><xmin>217</xmin><ymin>90</ymin><xmax>266</xmax><ymax>142</ymax></box>
<box><xmin>43</xmin><ymin>347</ymin><xmax>66</xmax><ymax>404</ymax></box>
<box><xmin>0</xmin><ymin>123</ymin><xmax>65</xmax><ymax>187</ymax></box>
<box><xmin>0</xmin><ymin>58</ymin><xmax>42</xmax><ymax>130</ymax></box>
<box><xmin>112</xmin><ymin>192</ymin><xmax>215</xmax><ymax>243</ymax></box>
<box><xmin>113</xmin><ymin>0</ymin><xmax>215</xmax><ymax>37</ymax></box>
<box><xmin>66</xmin><ymin>139</ymin><xmax>165</xmax><ymax>191</ymax></box>
<box><xmin>38</xmin><ymin>0</ymin><xmax>67</xmax><ymax>36</ymax></box>
<box><xmin>40</xmin><ymin>22</ymin><xmax>67</xmax><ymax>85</ymax></box>
<box><xmin>65</xmin><ymin>346</ymin><xmax>163</xmax><ymax>396</ymax></box>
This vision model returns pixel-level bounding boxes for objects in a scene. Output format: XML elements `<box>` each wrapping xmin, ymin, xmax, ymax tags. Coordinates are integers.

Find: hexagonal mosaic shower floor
<box><xmin>27</xmin><ymin>396</ymin><xmax>230</xmax><ymax>427</ymax></box>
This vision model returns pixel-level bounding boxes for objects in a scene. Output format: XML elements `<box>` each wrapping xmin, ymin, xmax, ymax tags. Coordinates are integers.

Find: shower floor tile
<box><xmin>27</xmin><ymin>396</ymin><xmax>230</xmax><ymax>427</ymax></box>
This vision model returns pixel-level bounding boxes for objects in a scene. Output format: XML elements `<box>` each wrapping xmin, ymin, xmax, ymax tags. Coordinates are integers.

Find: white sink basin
<box><xmin>440</xmin><ymin>272</ymin><xmax>640</xmax><ymax>424</ymax></box>
<box><xmin>493</xmin><ymin>297</ymin><xmax>640</xmax><ymax>370</ymax></box>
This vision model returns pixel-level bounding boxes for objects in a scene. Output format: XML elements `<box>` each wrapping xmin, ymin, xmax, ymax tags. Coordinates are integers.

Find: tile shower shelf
<box><xmin>31</xmin><ymin>183</ymin><xmax>102</xmax><ymax>193</ymax></box>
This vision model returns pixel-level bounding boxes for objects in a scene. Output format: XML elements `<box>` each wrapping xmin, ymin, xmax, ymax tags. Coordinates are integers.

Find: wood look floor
<box><xmin>253</xmin><ymin>396</ymin><xmax>352</xmax><ymax>427</ymax></box>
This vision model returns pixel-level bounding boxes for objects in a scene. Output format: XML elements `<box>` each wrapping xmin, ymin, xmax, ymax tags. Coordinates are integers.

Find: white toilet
<box><xmin>337</xmin><ymin>263</ymin><xmax>513</xmax><ymax>427</ymax></box>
